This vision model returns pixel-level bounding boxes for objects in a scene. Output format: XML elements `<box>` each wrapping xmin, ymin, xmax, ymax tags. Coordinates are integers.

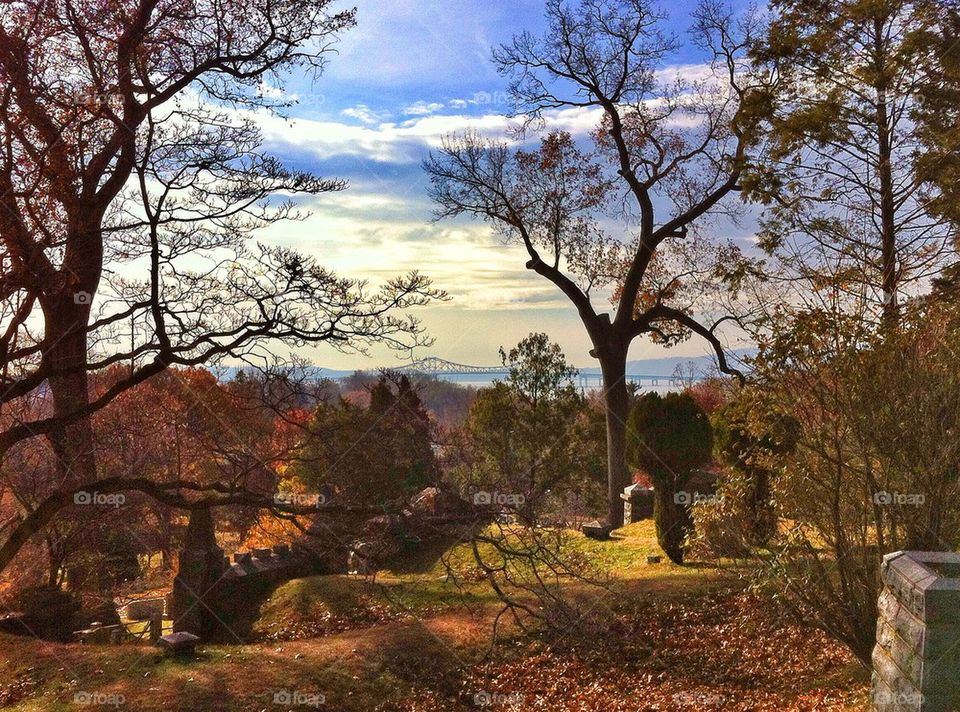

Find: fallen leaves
<box><xmin>385</xmin><ymin>586</ymin><xmax>869</xmax><ymax>711</ymax></box>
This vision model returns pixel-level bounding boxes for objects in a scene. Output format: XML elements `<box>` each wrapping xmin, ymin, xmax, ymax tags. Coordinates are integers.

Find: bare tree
<box><xmin>425</xmin><ymin>0</ymin><xmax>762</xmax><ymax>525</ymax></box>
<box><xmin>0</xmin><ymin>1</ymin><xmax>442</xmax><ymax>574</ymax></box>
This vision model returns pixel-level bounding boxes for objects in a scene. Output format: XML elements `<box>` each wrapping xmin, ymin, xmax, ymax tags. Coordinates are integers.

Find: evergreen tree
<box><xmin>627</xmin><ymin>392</ymin><xmax>712</xmax><ymax>563</ymax></box>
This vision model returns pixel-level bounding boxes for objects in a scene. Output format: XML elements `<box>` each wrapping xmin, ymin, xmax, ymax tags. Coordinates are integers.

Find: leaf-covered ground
<box><xmin>385</xmin><ymin>586</ymin><xmax>868</xmax><ymax>711</ymax></box>
<box><xmin>0</xmin><ymin>521</ymin><xmax>869</xmax><ymax>711</ymax></box>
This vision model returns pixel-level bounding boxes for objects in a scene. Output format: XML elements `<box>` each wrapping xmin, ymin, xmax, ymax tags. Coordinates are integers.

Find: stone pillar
<box><xmin>871</xmin><ymin>551</ymin><xmax>960</xmax><ymax>711</ymax></box>
<box><xmin>171</xmin><ymin>508</ymin><xmax>227</xmax><ymax>637</ymax></box>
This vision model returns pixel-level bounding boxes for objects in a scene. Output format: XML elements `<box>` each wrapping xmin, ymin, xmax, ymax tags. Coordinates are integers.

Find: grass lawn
<box><xmin>0</xmin><ymin>521</ymin><xmax>870</xmax><ymax>711</ymax></box>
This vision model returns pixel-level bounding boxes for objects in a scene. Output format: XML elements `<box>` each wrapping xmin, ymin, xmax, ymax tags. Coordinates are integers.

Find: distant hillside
<box><xmin>620</xmin><ymin>349</ymin><xmax>755</xmax><ymax>377</ymax></box>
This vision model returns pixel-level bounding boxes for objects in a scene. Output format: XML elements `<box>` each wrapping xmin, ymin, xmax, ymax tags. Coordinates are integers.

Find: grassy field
<box><xmin>0</xmin><ymin>521</ymin><xmax>870</xmax><ymax>711</ymax></box>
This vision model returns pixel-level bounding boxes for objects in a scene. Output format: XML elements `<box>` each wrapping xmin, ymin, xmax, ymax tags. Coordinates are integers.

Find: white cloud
<box><xmin>341</xmin><ymin>104</ymin><xmax>392</xmax><ymax>125</ymax></box>
<box><xmin>263</xmin><ymin>201</ymin><xmax>567</xmax><ymax>310</ymax></box>
<box><xmin>403</xmin><ymin>101</ymin><xmax>445</xmax><ymax>116</ymax></box>
<box><xmin>254</xmin><ymin>103</ymin><xmax>613</xmax><ymax>167</ymax></box>
<box><xmin>255</xmin><ymin>109</ymin><xmax>517</xmax><ymax>164</ymax></box>
<box><xmin>258</xmin><ymin>81</ymin><xmax>292</xmax><ymax>100</ymax></box>
<box><xmin>654</xmin><ymin>62</ymin><xmax>715</xmax><ymax>86</ymax></box>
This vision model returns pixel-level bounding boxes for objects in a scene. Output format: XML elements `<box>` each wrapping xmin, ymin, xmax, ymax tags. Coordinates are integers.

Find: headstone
<box><xmin>646</xmin><ymin>555</ymin><xmax>662</xmax><ymax>564</ymax></box>
<box><xmin>348</xmin><ymin>542</ymin><xmax>374</xmax><ymax>575</ymax></box>
<box><xmin>273</xmin><ymin>544</ymin><xmax>290</xmax><ymax>558</ymax></box>
<box><xmin>581</xmin><ymin>520</ymin><xmax>612</xmax><ymax>540</ymax></box>
<box><xmin>621</xmin><ymin>484</ymin><xmax>654</xmax><ymax>525</ymax></box>
<box><xmin>871</xmin><ymin>551</ymin><xmax>960</xmax><ymax>711</ymax></box>
<box><xmin>158</xmin><ymin>631</ymin><xmax>200</xmax><ymax>656</ymax></box>
<box><xmin>74</xmin><ymin>623</ymin><xmax>124</xmax><ymax>645</ymax></box>
<box><xmin>0</xmin><ymin>613</ymin><xmax>33</xmax><ymax>636</ymax></box>
<box><xmin>253</xmin><ymin>548</ymin><xmax>273</xmax><ymax>560</ymax></box>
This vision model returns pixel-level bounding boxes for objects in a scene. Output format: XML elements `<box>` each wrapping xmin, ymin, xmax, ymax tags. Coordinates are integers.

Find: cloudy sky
<box><xmin>254</xmin><ymin>0</ymin><xmax>753</xmax><ymax>370</ymax></box>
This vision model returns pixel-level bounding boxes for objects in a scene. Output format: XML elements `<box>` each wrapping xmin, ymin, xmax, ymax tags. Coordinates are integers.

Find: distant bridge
<box><xmin>390</xmin><ymin>356</ymin><xmax>688</xmax><ymax>388</ymax></box>
<box><xmin>396</xmin><ymin>356</ymin><xmax>508</xmax><ymax>376</ymax></box>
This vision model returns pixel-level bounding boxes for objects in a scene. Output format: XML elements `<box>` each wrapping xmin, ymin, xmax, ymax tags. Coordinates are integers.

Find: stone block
<box><xmin>158</xmin><ymin>631</ymin><xmax>200</xmax><ymax>656</ymax></box>
<box><xmin>872</xmin><ymin>551</ymin><xmax>960</xmax><ymax>712</ymax></box>
<box><xmin>581</xmin><ymin>520</ymin><xmax>612</xmax><ymax>540</ymax></box>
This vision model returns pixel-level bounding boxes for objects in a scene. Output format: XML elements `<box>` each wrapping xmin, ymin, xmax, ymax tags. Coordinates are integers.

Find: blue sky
<box><xmin>253</xmin><ymin>0</ymin><xmax>755</xmax><ymax>369</ymax></box>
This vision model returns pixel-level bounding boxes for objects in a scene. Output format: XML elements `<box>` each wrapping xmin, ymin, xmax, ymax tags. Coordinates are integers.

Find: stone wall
<box><xmin>172</xmin><ymin>509</ymin><xmax>319</xmax><ymax>638</ymax></box>
<box><xmin>871</xmin><ymin>551</ymin><xmax>960</xmax><ymax>711</ymax></box>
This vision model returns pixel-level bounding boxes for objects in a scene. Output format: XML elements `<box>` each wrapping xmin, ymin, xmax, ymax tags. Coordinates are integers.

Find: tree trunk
<box><xmin>42</xmin><ymin>293</ymin><xmax>103</xmax><ymax>590</ymax></box>
<box><xmin>653</xmin><ymin>483</ymin><xmax>691</xmax><ymax>564</ymax></box>
<box><xmin>600</xmin><ymin>347</ymin><xmax>631</xmax><ymax>528</ymax></box>
<box><xmin>747</xmin><ymin>468</ymin><xmax>775</xmax><ymax>546</ymax></box>
<box><xmin>873</xmin><ymin>19</ymin><xmax>899</xmax><ymax>328</ymax></box>
<box><xmin>43</xmin><ymin>297</ymin><xmax>97</xmax><ymax>488</ymax></box>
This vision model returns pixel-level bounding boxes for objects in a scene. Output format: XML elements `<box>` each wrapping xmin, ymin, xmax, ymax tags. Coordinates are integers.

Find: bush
<box><xmin>688</xmin><ymin>474</ymin><xmax>754</xmax><ymax>560</ymax></box>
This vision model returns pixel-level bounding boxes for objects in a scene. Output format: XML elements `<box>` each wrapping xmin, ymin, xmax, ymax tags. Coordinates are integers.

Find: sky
<box><xmin>250</xmin><ymin>0</ymin><xmax>754</xmax><ymax>370</ymax></box>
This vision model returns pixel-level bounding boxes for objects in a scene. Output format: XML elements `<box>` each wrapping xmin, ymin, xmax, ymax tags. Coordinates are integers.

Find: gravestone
<box><xmin>581</xmin><ymin>520</ymin><xmax>612</xmax><ymax>540</ymax></box>
<box><xmin>621</xmin><ymin>484</ymin><xmax>654</xmax><ymax>525</ymax></box>
<box><xmin>348</xmin><ymin>542</ymin><xmax>374</xmax><ymax>575</ymax></box>
<box><xmin>158</xmin><ymin>631</ymin><xmax>200</xmax><ymax>656</ymax></box>
<box><xmin>171</xmin><ymin>508</ymin><xmax>227</xmax><ymax>637</ymax></box>
<box><xmin>871</xmin><ymin>551</ymin><xmax>960</xmax><ymax>711</ymax></box>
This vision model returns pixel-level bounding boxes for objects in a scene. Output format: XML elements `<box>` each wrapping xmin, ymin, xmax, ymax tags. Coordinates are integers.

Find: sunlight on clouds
<box><xmin>261</xmin><ymin>196</ymin><xmax>569</xmax><ymax>311</ymax></box>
